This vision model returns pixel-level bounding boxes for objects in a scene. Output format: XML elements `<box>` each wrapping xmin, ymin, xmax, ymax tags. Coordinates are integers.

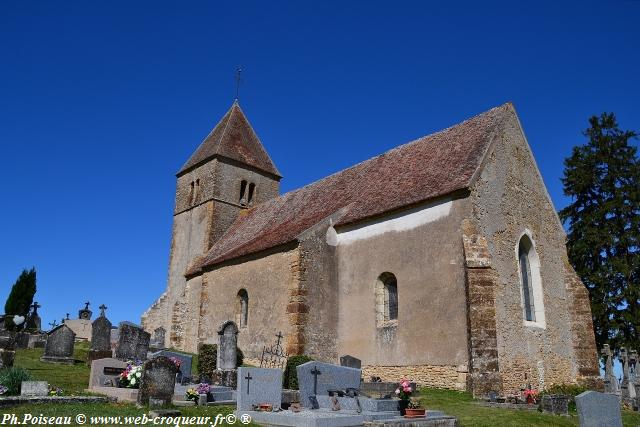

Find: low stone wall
<box><xmin>362</xmin><ymin>364</ymin><xmax>467</xmax><ymax>391</ymax></box>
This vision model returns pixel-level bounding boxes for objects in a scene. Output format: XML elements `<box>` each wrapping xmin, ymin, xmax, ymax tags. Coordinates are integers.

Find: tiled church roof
<box><xmin>177</xmin><ymin>101</ymin><xmax>281</xmax><ymax>177</ymax></box>
<box><xmin>187</xmin><ymin>103</ymin><xmax>513</xmax><ymax>276</ymax></box>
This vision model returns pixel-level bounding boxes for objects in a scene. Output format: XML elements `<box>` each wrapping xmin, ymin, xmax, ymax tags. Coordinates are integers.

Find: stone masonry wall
<box><xmin>471</xmin><ymin>107</ymin><xmax>595</xmax><ymax>393</ymax></box>
<box><xmin>362</xmin><ymin>365</ymin><xmax>468</xmax><ymax>390</ymax></box>
<box><xmin>197</xmin><ymin>248</ymin><xmax>297</xmax><ymax>359</ymax></box>
<box><xmin>564</xmin><ymin>262</ymin><xmax>601</xmax><ymax>387</ymax></box>
<box><xmin>461</xmin><ymin>220</ymin><xmax>502</xmax><ymax>397</ymax></box>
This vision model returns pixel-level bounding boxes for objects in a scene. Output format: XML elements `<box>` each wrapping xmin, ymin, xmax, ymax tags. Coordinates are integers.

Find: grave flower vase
<box><xmin>398</xmin><ymin>399</ymin><xmax>410</xmax><ymax>415</ymax></box>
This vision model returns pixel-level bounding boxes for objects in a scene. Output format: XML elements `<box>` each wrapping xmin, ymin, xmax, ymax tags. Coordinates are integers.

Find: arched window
<box><xmin>517</xmin><ymin>233</ymin><xmax>545</xmax><ymax>326</ymax></box>
<box><xmin>376</xmin><ymin>272</ymin><xmax>398</xmax><ymax>327</ymax></box>
<box><xmin>236</xmin><ymin>289</ymin><xmax>249</xmax><ymax>327</ymax></box>
<box><xmin>239</xmin><ymin>180</ymin><xmax>248</xmax><ymax>205</ymax></box>
<box><xmin>247</xmin><ymin>183</ymin><xmax>256</xmax><ymax>205</ymax></box>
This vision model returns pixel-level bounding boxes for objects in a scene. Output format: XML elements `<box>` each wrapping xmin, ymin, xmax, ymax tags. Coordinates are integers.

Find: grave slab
<box><xmin>20</xmin><ymin>381</ymin><xmax>49</xmax><ymax>397</ymax></box>
<box><xmin>89</xmin><ymin>358</ymin><xmax>128</xmax><ymax>389</ymax></box>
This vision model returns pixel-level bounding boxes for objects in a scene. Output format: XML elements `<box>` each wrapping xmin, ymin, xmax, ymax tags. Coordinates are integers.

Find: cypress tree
<box><xmin>560</xmin><ymin>113</ymin><xmax>639</xmax><ymax>352</ymax></box>
<box><xmin>4</xmin><ymin>268</ymin><xmax>37</xmax><ymax>316</ymax></box>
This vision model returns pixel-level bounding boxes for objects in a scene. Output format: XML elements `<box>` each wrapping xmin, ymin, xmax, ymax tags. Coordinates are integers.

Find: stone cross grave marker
<box><xmin>137</xmin><ymin>356</ymin><xmax>179</xmax><ymax>406</ymax></box>
<box><xmin>20</xmin><ymin>381</ymin><xmax>49</xmax><ymax>397</ymax></box>
<box><xmin>89</xmin><ymin>357</ymin><xmax>128</xmax><ymax>388</ymax></box>
<box><xmin>601</xmin><ymin>344</ymin><xmax>618</xmax><ymax>394</ymax></box>
<box><xmin>41</xmin><ymin>324</ymin><xmax>75</xmax><ymax>364</ymax></box>
<box><xmin>217</xmin><ymin>321</ymin><xmax>238</xmax><ymax>370</ymax></box>
<box><xmin>236</xmin><ymin>367</ymin><xmax>282</xmax><ymax>411</ymax></box>
<box><xmin>296</xmin><ymin>361</ymin><xmax>361</xmax><ymax>408</ymax></box>
<box><xmin>115</xmin><ymin>321</ymin><xmax>150</xmax><ymax>361</ymax></box>
<box><xmin>149</xmin><ymin>349</ymin><xmax>192</xmax><ymax>383</ymax></box>
<box><xmin>339</xmin><ymin>355</ymin><xmax>362</xmax><ymax>369</ymax></box>
<box><xmin>25</xmin><ymin>302</ymin><xmax>41</xmax><ymax>331</ymax></box>
<box><xmin>576</xmin><ymin>390</ymin><xmax>622</xmax><ymax>427</ymax></box>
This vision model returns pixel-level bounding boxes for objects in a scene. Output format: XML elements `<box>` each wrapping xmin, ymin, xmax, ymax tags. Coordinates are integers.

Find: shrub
<box><xmin>283</xmin><ymin>355</ymin><xmax>313</xmax><ymax>390</ymax></box>
<box><xmin>197</xmin><ymin>344</ymin><xmax>245</xmax><ymax>379</ymax></box>
<box><xmin>0</xmin><ymin>367</ymin><xmax>33</xmax><ymax>395</ymax></box>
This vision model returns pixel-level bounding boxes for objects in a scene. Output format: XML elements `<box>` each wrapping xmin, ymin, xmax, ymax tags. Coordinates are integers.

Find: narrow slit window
<box><xmin>247</xmin><ymin>183</ymin><xmax>256</xmax><ymax>205</ymax></box>
<box><xmin>239</xmin><ymin>180</ymin><xmax>247</xmax><ymax>205</ymax></box>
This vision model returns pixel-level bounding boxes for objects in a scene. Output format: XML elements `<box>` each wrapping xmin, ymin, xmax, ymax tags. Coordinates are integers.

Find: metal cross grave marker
<box><xmin>311</xmin><ymin>366</ymin><xmax>322</xmax><ymax>395</ymax></box>
<box><xmin>244</xmin><ymin>372</ymin><xmax>253</xmax><ymax>394</ymax></box>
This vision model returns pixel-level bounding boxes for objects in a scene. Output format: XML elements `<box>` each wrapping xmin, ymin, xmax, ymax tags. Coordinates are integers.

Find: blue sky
<box><xmin>0</xmin><ymin>1</ymin><xmax>638</xmax><ymax>331</ymax></box>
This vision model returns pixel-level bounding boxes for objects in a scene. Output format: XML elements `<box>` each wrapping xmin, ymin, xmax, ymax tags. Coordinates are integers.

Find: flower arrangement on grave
<box><xmin>523</xmin><ymin>388</ymin><xmax>539</xmax><ymax>404</ymax></box>
<box><xmin>169</xmin><ymin>357</ymin><xmax>182</xmax><ymax>369</ymax></box>
<box><xmin>118</xmin><ymin>361</ymin><xmax>143</xmax><ymax>389</ymax></box>
<box><xmin>395</xmin><ymin>379</ymin><xmax>413</xmax><ymax>400</ymax></box>
<box><xmin>186</xmin><ymin>388</ymin><xmax>199</xmax><ymax>403</ymax></box>
<box><xmin>196</xmin><ymin>383</ymin><xmax>210</xmax><ymax>395</ymax></box>
<box><xmin>48</xmin><ymin>386</ymin><xmax>63</xmax><ymax>396</ymax></box>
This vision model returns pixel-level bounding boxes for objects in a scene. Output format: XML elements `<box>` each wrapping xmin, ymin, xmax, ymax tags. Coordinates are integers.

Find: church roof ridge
<box><xmin>186</xmin><ymin>102</ymin><xmax>514</xmax><ymax>276</ymax></box>
<box><xmin>177</xmin><ymin>102</ymin><xmax>281</xmax><ymax>178</ymax></box>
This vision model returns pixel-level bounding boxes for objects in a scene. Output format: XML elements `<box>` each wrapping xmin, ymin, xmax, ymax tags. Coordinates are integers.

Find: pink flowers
<box><xmin>395</xmin><ymin>378</ymin><xmax>414</xmax><ymax>400</ymax></box>
<box><xmin>169</xmin><ymin>357</ymin><xmax>182</xmax><ymax>369</ymax></box>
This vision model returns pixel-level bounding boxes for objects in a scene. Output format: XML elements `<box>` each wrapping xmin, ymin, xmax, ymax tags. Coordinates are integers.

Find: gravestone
<box><xmin>296</xmin><ymin>361</ymin><xmax>361</xmax><ymax>408</ymax></box>
<box><xmin>41</xmin><ymin>324</ymin><xmax>75</xmax><ymax>364</ymax></box>
<box><xmin>217</xmin><ymin>321</ymin><xmax>238</xmax><ymax>370</ymax></box>
<box><xmin>137</xmin><ymin>356</ymin><xmax>179</xmax><ymax>406</ymax></box>
<box><xmin>115</xmin><ymin>321</ymin><xmax>150</xmax><ymax>361</ymax></box>
<box><xmin>541</xmin><ymin>395</ymin><xmax>569</xmax><ymax>415</ymax></box>
<box><xmin>20</xmin><ymin>381</ymin><xmax>49</xmax><ymax>397</ymax></box>
<box><xmin>25</xmin><ymin>302</ymin><xmax>42</xmax><ymax>331</ymax></box>
<box><xmin>150</xmin><ymin>327</ymin><xmax>166</xmax><ymax>350</ymax></box>
<box><xmin>89</xmin><ymin>357</ymin><xmax>128</xmax><ymax>388</ymax></box>
<box><xmin>211</xmin><ymin>321</ymin><xmax>238</xmax><ymax>387</ymax></box>
<box><xmin>576</xmin><ymin>390</ymin><xmax>622</xmax><ymax>427</ymax></box>
<box><xmin>601</xmin><ymin>344</ymin><xmax>618</xmax><ymax>394</ymax></box>
<box><xmin>149</xmin><ymin>350</ymin><xmax>192</xmax><ymax>383</ymax></box>
<box><xmin>339</xmin><ymin>355</ymin><xmax>361</xmax><ymax>369</ymax></box>
<box><xmin>236</xmin><ymin>367</ymin><xmax>282</xmax><ymax>411</ymax></box>
<box><xmin>89</xmin><ymin>307</ymin><xmax>113</xmax><ymax>362</ymax></box>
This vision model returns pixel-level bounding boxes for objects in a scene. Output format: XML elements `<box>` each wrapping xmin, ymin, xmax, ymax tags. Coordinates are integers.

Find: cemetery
<box><xmin>0</xmin><ymin>305</ymin><xmax>639</xmax><ymax>426</ymax></box>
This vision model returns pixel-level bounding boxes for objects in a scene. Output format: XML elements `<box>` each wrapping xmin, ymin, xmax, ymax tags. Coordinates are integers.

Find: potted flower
<box><xmin>395</xmin><ymin>379</ymin><xmax>414</xmax><ymax>415</ymax></box>
<box><xmin>404</xmin><ymin>398</ymin><xmax>426</xmax><ymax>418</ymax></box>
<box><xmin>196</xmin><ymin>383</ymin><xmax>211</xmax><ymax>402</ymax></box>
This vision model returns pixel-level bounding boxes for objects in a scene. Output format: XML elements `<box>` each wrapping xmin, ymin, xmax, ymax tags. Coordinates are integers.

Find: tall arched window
<box><xmin>236</xmin><ymin>289</ymin><xmax>249</xmax><ymax>327</ymax></box>
<box><xmin>376</xmin><ymin>272</ymin><xmax>398</xmax><ymax>327</ymax></box>
<box><xmin>517</xmin><ymin>233</ymin><xmax>545</xmax><ymax>326</ymax></box>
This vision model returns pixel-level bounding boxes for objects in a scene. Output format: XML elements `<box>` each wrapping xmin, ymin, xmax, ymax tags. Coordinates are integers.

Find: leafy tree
<box><xmin>4</xmin><ymin>268</ymin><xmax>37</xmax><ymax>316</ymax></box>
<box><xmin>560</xmin><ymin>113</ymin><xmax>639</xmax><ymax>353</ymax></box>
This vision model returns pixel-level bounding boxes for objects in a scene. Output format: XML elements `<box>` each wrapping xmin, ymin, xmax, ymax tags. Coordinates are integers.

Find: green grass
<box><xmin>417</xmin><ymin>388</ymin><xmax>640</xmax><ymax>427</ymax></box>
<box><xmin>12</xmin><ymin>341</ymin><xmax>93</xmax><ymax>395</ymax></box>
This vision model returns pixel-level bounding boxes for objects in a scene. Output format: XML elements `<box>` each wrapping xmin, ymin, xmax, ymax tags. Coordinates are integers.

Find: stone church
<box><xmin>142</xmin><ymin>101</ymin><xmax>600</xmax><ymax>395</ymax></box>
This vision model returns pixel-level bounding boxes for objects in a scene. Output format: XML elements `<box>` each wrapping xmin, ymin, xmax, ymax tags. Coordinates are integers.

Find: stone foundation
<box><xmin>362</xmin><ymin>365</ymin><xmax>467</xmax><ymax>390</ymax></box>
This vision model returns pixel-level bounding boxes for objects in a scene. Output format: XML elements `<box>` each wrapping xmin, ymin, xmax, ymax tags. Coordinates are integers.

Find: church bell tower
<box><xmin>143</xmin><ymin>101</ymin><xmax>281</xmax><ymax>346</ymax></box>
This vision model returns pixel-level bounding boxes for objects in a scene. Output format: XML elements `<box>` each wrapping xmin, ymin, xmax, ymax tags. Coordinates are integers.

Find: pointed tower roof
<box><xmin>177</xmin><ymin>102</ymin><xmax>281</xmax><ymax>177</ymax></box>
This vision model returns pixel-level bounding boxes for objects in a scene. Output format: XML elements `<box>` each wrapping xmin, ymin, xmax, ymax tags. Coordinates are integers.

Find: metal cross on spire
<box><xmin>235</xmin><ymin>67</ymin><xmax>243</xmax><ymax>101</ymax></box>
<box><xmin>49</xmin><ymin>320</ymin><xmax>58</xmax><ymax>328</ymax></box>
<box><xmin>84</xmin><ymin>301</ymin><xmax>90</xmax><ymax>310</ymax></box>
